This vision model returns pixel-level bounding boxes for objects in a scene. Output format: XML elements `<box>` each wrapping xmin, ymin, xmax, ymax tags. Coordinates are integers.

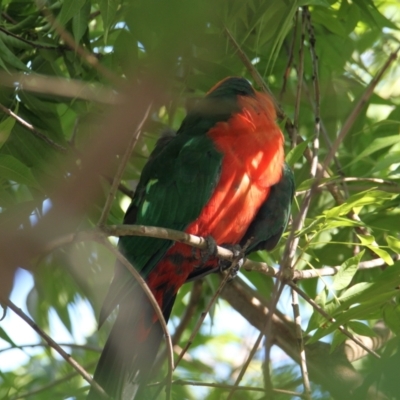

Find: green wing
<box><xmin>122</xmin><ymin>132</ymin><xmax>223</xmax><ymax>274</ymax></box>
<box><xmin>100</xmin><ymin>131</ymin><xmax>223</xmax><ymax>324</ymax></box>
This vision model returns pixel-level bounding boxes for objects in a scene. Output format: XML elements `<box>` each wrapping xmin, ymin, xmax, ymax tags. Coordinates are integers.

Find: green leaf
<box><xmin>330</xmin><ymin>330</ymin><xmax>347</xmax><ymax>352</ymax></box>
<box><xmin>285</xmin><ymin>140</ymin><xmax>309</xmax><ymax>167</ymax></box>
<box><xmin>296</xmin><ymin>176</ymin><xmax>338</xmax><ymax>192</ymax></box>
<box><xmin>348</xmin><ymin>321</ymin><xmax>376</xmax><ymax>337</ymax></box>
<box><xmin>333</xmin><ymin>251</ymin><xmax>364</xmax><ymax>291</ymax></box>
<box><xmin>298</xmin><ymin>0</ymin><xmax>331</xmax><ymax>6</ymax></box>
<box><xmin>386</xmin><ymin>236</ymin><xmax>400</xmax><ymax>253</ymax></box>
<box><xmin>311</xmin><ymin>8</ymin><xmax>346</xmax><ymax>37</ymax></box>
<box><xmin>383</xmin><ymin>303</ymin><xmax>400</xmax><ymax>335</ymax></box>
<box><xmin>357</xmin><ymin>234</ymin><xmax>394</xmax><ymax>265</ymax></box>
<box><xmin>57</xmin><ymin>0</ymin><xmax>86</xmax><ymax>27</ymax></box>
<box><xmin>346</xmin><ymin>135</ymin><xmax>400</xmax><ymax>168</ymax></box>
<box><xmin>0</xmin><ymin>326</ymin><xmax>17</xmax><ymax>347</ymax></box>
<box><xmin>99</xmin><ymin>0</ymin><xmax>119</xmax><ymax>43</ymax></box>
<box><xmin>72</xmin><ymin>0</ymin><xmax>91</xmax><ymax>43</ymax></box>
<box><xmin>0</xmin><ymin>116</ymin><xmax>16</xmax><ymax>150</ymax></box>
<box><xmin>324</xmin><ymin>190</ymin><xmax>394</xmax><ymax>219</ymax></box>
<box><xmin>0</xmin><ymin>155</ymin><xmax>40</xmax><ymax>189</ymax></box>
<box><xmin>0</xmin><ymin>36</ymin><xmax>29</xmax><ymax>71</ymax></box>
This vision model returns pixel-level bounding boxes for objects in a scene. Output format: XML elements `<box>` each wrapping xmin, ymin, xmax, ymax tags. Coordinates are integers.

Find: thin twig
<box><xmin>292</xmin><ymin>8</ymin><xmax>306</xmax><ymax>148</ymax></box>
<box><xmin>0</xmin><ymin>342</ymin><xmax>101</xmax><ymax>354</ymax></box>
<box><xmin>305</xmin><ymin>6</ymin><xmax>320</xmax><ymax>180</ymax></box>
<box><xmin>321</xmin><ymin>45</ymin><xmax>400</xmax><ymax>179</ymax></box>
<box><xmin>0</xmin><ymin>102</ymin><xmax>67</xmax><ymax>152</ymax></box>
<box><xmin>98</xmin><ymin>103</ymin><xmax>152</xmax><ymax>226</ymax></box>
<box><xmin>40</xmin><ymin>6</ymin><xmax>122</xmax><ymax>86</ymax></box>
<box><xmin>280</xmin><ymin>9</ymin><xmax>299</xmax><ymax>100</ymax></box>
<box><xmin>2</xmin><ymin>299</ymin><xmax>110</xmax><ymax>399</ymax></box>
<box><xmin>224</xmin><ymin>27</ymin><xmax>284</xmax><ymax>118</ymax></box>
<box><xmin>172</xmin><ymin>280</ymin><xmax>203</xmax><ymax>345</ymax></box>
<box><xmin>291</xmin><ymin>287</ymin><xmax>312</xmax><ymax>399</ymax></box>
<box><xmin>99</xmin><ymin>239</ymin><xmax>174</xmax><ymax>400</ymax></box>
<box><xmin>0</xmin><ymin>27</ymin><xmax>66</xmax><ymax>50</ymax></box>
<box><xmin>149</xmin><ymin>379</ymin><xmax>305</xmax><ymax>397</ymax></box>
<box><xmin>11</xmin><ymin>361</ymin><xmax>98</xmax><ymax>400</ymax></box>
<box><xmin>287</xmin><ymin>282</ymin><xmax>381</xmax><ymax>359</ymax></box>
<box><xmin>296</xmin><ymin>176</ymin><xmax>400</xmax><ymax>195</ymax></box>
<box><xmin>226</xmin><ymin>329</ymin><xmax>264</xmax><ymax>400</ymax></box>
<box><xmin>152</xmin><ymin>280</ymin><xmax>203</xmax><ymax>378</ymax></box>
<box><xmin>174</xmin><ymin>255</ymin><xmax>243</xmax><ymax>369</ymax></box>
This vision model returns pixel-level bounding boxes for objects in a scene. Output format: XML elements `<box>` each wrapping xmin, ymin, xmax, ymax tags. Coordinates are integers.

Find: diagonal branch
<box><xmin>1</xmin><ymin>298</ymin><xmax>110</xmax><ymax>399</ymax></box>
<box><xmin>98</xmin><ymin>103</ymin><xmax>152</xmax><ymax>226</ymax></box>
<box><xmin>0</xmin><ymin>102</ymin><xmax>67</xmax><ymax>153</ymax></box>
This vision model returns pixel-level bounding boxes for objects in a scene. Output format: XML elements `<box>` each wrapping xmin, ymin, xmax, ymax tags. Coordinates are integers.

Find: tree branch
<box><xmin>1</xmin><ymin>299</ymin><xmax>110</xmax><ymax>399</ymax></box>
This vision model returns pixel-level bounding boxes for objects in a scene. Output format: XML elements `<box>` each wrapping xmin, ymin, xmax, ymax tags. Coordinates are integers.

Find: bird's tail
<box><xmin>87</xmin><ymin>290</ymin><xmax>175</xmax><ymax>400</ymax></box>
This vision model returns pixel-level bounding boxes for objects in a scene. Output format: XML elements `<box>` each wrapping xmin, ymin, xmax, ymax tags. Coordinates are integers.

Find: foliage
<box><xmin>0</xmin><ymin>0</ymin><xmax>399</xmax><ymax>399</ymax></box>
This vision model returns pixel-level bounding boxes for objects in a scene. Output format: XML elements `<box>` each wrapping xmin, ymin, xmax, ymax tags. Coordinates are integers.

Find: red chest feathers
<box><xmin>186</xmin><ymin>92</ymin><xmax>284</xmax><ymax>244</ymax></box>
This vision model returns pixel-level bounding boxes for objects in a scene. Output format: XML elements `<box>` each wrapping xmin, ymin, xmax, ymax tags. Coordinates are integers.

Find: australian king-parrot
<box><xmin>88</xmin><ymin>77</ymin><xmax>295</xmax><ymax>399</ymax></box>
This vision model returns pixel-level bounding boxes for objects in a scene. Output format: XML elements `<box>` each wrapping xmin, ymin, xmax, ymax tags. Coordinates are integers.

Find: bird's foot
<box><xmin>219</xmin><ymin>244</ymin><xmax>244</xmax><ymax>281</ymax></box>
<box><xmin>199</xmin><ymin>236</ymin><xmax>218</xmax><ymax>264</ymax></box>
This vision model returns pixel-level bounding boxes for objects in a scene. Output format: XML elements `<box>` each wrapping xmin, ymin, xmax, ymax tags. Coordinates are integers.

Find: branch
<box><xmin>0</xmin><ymin>102</ymin><xmax>67</xmax><ymax>152</ymax></box>
<box><xmin>0</xmin><ymin>342</ymin><xmax>101</xmax><ymax>354</ymax></box>
<box><xmin>174</xmin><ymin>256</ymin><xmax>242</xmax><ymax>368</ymax></box>
<box><xmin>280</xmin><ymin>9</ymin><xmax>298</xmax><ymax>100</ymax></box>
<box><xmin>321</xmin><ymin>44</ymin><xmax>400</xmax><ymax>178</ymax></box>
<box><xmin>98</xmin><ymin>102</ymin><xmax>152</xmax><ymax>225</ymax></box>
<box><xmin>40</xmin><ymin>6</ymin><xmax>122</xmax><ymax>86</ymax></box>
<box><xmin>287</xmin><ymin>282</ymin><xmax>380</xmax><ymax>359</ymax></box>
<box><xmin>1</xmin><ymin>299</ymin><xmax>110</xmax><ymax>399</ymax></box>
<box><xmin>44</xmin><ymin>224</ymin><xmax>395</xmax><ymax>280</ymax></box>
<box><xmin>150</xmin><ymin>379</ymin><xmax>304</xmax><ymax>398</ymax></box>
<box><xmin>11</xmin><ymin>361</ymin><xmax>98</xmax><ymax>400</ymax></box>
<box><xmin>221</xmin><ymin>278</ymin><xmax>388</xmax><ymax>399</ymax></box>
<box><xmin>99</xmin><ymin>239</ymin><xmax>174</xmax><ymax>400</ymax></box>
<box><xmin>0</xmin><ymin>27</ymin><xmax>67</xmax><ymax>50</ymax></box>
<box><xmin>0</xmin><ymin>72</ymin><xmax>120</xmax><ymax>105</ymax></box>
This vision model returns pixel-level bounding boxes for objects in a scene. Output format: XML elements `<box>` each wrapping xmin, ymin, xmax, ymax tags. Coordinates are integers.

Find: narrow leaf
<box><xmin>333</xmin><ymin>251</ymin><xmax>364</xmax><ymax>291</ymax></box>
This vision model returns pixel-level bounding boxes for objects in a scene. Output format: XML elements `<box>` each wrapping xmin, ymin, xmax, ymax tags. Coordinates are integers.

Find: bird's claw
<box><xmin>219</xmin><ymin>244</ymin><xmax>244</xmax><ymax>281</ymax></box>
<box><xmin>199</xmin><ymin>236</ymin><xmax>218</xmax><ymax>263</ymax></box>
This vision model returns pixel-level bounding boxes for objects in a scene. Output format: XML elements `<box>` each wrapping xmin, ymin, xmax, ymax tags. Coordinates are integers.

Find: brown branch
<box><xmin>0</xmin><ymin>27</ymin><xmax>65</xmax><ymax>50</ymax></box>
<box><xmin>44</xmin><ymin>224</ymin><xmax>396</xmax><ymax>280</ymax></box>
<box><xmin>98</xmin><ymin>103</ymin><xmax>152</xmax><ymax>225</ymax></box>
<box><xmin>2</xmin><ymin>299</ymin><xmax>110</xmax><ymax>399</ymax></box>
<box><xmin>226</xmin><ymin>329</ymin><xmax>265</xmax><ymax>400</ymax></box>
<box><xmin>280</xmin><ymin>9</ymin><xmax>298</xmax><ymax>100</ymax></box>
<box><xmin>222</xmin><ymin>278</ymin><xmax>388</xmax><ymax>399</ymax></box>
<box><xmin>174</xmin><ymin>261</ymin><xmax>240</xmax><ymax>368</ymax></box>
<box><xmin>172</xmin><ymin>280</ymin><xmax>203</xmax><ymax>345</ymax></box>
<box><xmin>291</xmin><ymin>288</ymin><xmax>312</xmax><ymax>399</ymax></box>
<box><xmin>224</xmin><ymin>27</ymin><xmax>284</xmax><ymax>118</ymax></box>
<box><xmin>149</xmin><ymin>379</ymin><xmax>304</xmax><ymax>398</ymax></box>
<box><xmin>287</xmin><ymin>282</ymin><xmax>380</xmax><ymax>359</ymax></box>
<box><xmin>0</xmin><ymin>72</ymin><xmax>120</xmax><ymax>105</ymax></box>
<box><xmin>321</xmin><ymin>45</ymin><xmax>400</xmax><ymax>178</ymax></box>
<box><xmin>292</xmin><ymin>8</ymin><xmax>306</xmax><ymax>148</ymax></box>
<box><xmin>40</xmin><ymin>6</ymin><xmax>122</xmax><ymax>86</ymax></box>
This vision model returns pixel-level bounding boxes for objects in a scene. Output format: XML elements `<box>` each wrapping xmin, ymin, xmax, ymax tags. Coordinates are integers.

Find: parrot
<box><xmin>87</xmin><ymin>77</ymin><xmax>295</xmax><ymax>400</ymax></box>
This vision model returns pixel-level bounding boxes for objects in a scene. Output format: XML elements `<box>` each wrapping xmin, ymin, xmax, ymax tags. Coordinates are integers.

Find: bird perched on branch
<box><xmin>88</xmin><ymin>77</ymin><xmax>294</xmax><ymax>400</ymax></box>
